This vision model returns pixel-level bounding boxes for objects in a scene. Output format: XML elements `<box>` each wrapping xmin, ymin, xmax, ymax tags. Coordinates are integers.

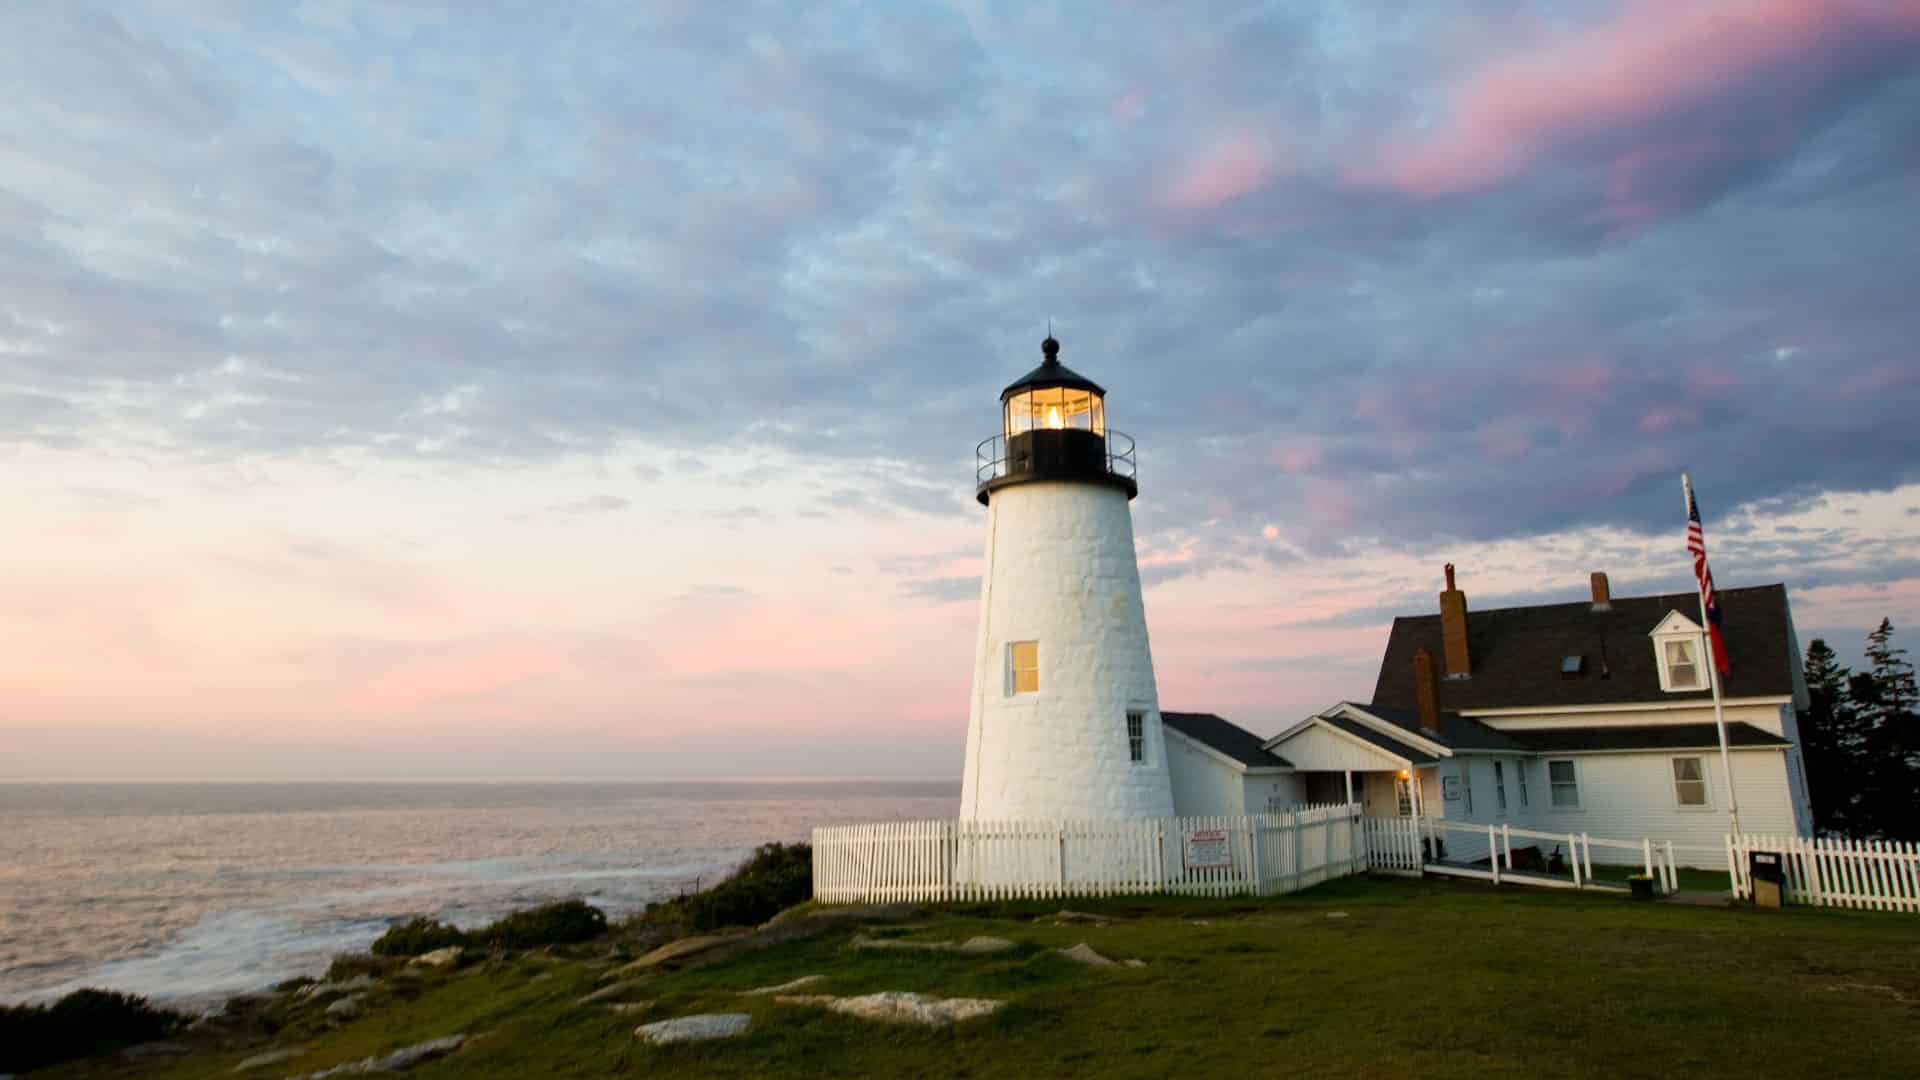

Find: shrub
<box><xmin>325</xmin><ymin>952</ymin><xmax>403</xmax><ymax>982</ymax></box>
<box><xmin>371</xmin><ymin>917</ymin><xmax>468</xmax><ymax>957</ymax></box>
<box><xmin>644</xmin><ymin>842</ymin><xmax>812</xmax><ymax>932</ymax></box>
<box><xmin>0</xmin><ymin>988</ymin><xmax>190</xmax><ymax>1073</ymax></box>
<box><xmin>473</xmin><ymin>899</ymin><xmax>607</xmax><ymax>949</ymax></box>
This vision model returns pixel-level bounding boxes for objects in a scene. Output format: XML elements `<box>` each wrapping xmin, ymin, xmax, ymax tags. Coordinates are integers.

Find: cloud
<box><xmin>2</xmin><ymin>1</ymin><xmax>1919</xmax><ymax>776</ymax></box>
<box><xmin>1363</xmin><ymin>0</ymin><xmax>1920</xmax><ymax>227</ymax></box>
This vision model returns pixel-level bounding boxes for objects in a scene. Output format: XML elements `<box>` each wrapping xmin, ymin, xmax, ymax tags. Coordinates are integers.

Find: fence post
<box><xmin>1248</xmin><ymin>816</ymin><xmax>1265</xmax><ymax>896</ymax></box>
<box><xmin>1569</xmin><ymin>833</ymin><xmax>1582</xmax><ymax>888</ymax></box>
<box><xmin>1503</xmin><ymin>824</ymin><xmax>1513</xmax><ymax>870</ymax></box>
<box><xmin>1489</xmin><ymin>825</ymin><xmax>1500</xmax><ymax>885</ymax></box>
<box><xmin>1581</xmin><ymin>832</ymin><xmax>1593</xmax><ymax>883</ymax></box>
<box><xmin>1644</xmin><ymin>838</ymin><xmax>1655</xmax><ymax>890</ymax></box>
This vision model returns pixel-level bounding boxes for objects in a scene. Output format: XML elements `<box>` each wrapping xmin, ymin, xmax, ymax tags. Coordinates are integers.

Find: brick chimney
<box><xmin>1439</xmin><ymin>563</ymin><xmax>1471</xmax><ymax>678</ymax></box>
<box><xmin>1413</xmin><ymin>647</ymin><xmax>1441</xmax><ymax>734</ymax></box>
<box><xmin>1590</xmin><ymin>571</ymin><xmax>1611</xmax><ymax>611</ymax></box>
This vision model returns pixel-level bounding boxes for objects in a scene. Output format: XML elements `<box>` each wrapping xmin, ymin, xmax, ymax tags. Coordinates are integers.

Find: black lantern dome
<box><xmin>976</xmin><ymin>336</ymin><xmax>1137</xmax><ymax>505</ymax></box>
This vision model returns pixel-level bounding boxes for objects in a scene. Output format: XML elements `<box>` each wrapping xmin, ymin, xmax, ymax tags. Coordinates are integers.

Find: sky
<box><xmin>3</xmin><ymin>0</ymin><xmax>1918</xmax><ymax>780</ymax></box>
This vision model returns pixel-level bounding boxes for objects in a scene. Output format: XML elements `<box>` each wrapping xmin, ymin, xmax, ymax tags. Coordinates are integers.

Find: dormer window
<box><xmin>1663</xmin><ymin>639</ymin><xmax>1703</xmax><ymax>691</ymax></box>
<box><xmin>1649</xmin><ymin>610</ymin><xmax>1709</xmax><ymax>693</ymax></box>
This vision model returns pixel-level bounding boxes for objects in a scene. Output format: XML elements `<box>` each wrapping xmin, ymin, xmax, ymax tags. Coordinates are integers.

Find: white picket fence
<box><xmin>813</xmin><ymin>803</ymin><xmax>1365</xmax><ymax>903</ymax></box>
<box><xmin>1728</xmin><ymin>834</ymin><xmax>1920</xmax><ymax>913</ymax></box>
<box><xmin>1363</xmin><ymin>815</ymin><xmax>1422</xmax><ymax>875</ymax></box>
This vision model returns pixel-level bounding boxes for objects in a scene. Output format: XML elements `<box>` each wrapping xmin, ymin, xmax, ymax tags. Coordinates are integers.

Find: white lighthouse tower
<box><xmin>959</xmin><ymin>335</ymin><xmax>1175</xmax><ymax>822</ymax></box>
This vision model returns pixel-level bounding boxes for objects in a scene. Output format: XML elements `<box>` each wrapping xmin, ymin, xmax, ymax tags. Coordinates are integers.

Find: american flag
<box><xmin>1686</xmin><ymin>480</ymin><xmax>1732</xmax><ymax>675</ymax></box>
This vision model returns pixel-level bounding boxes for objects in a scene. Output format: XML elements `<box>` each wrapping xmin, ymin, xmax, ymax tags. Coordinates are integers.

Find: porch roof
<box><xmin>1321</xmin><ymin>715</ymin><xmax>1442</xmax><ymax>766</ymax></box>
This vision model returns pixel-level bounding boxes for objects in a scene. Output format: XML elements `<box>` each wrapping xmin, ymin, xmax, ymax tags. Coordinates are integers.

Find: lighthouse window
<box><xmin>1009</xmin><ymin>640</ymin><xmax>1039</xmax><ymax>694</ymax></box>
<box><xmin>1004</xmin><ymin>388</ymin><xmax>1105</xmax><ymax>437</ymax></box>
<box><xmin>1126</xmin><ymin>711</ymin><xmax>1146</xmax><ymax>763</ymax></box>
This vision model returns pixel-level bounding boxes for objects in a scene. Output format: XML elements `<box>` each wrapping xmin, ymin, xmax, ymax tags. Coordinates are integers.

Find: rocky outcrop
<box><xmin>634</xmin><ymin>1014</ymin><xmax>751</xmax><ymax>1045</ymax></box>
<box><xmin>774</xmin><ymin>991</ymin><xmax>1002</xmax><ymax>1026</ymax></box>
<box><xmin>288</xmin><ymin>1035</ymin><xmax>464</xmax><ymax>1078</ymax></box>
<box><xmin>612</xmin><ymin>935</ymin><xmax>738</xmax><ymax>976</ymax></box>
<box><xmin>576</xmin><ymin>978</ymin><xmax>651</xmax><ymax>1005</ymax></box>
<box><xmin>297</xmin><ymin>976</ymin><xmax>375</xmax><ymax>1003</ymax></box>
<box><xmin>850</xmin><ymin>934</ymin><xmax>1015</xmax><ymax>954</ymax></box>
<box><xmin>233</xmin><ymin>1046</ymin><xmax>305</xmax><ymax>1072</ymax></box>
<box><xmin>323</xmin><ymin>994</ymin><xmax>368</xmax><ymax>1022</ymax></box>
<box><xmin>1058</xmin><ymin>943</ymin><xmax>1116</xmax><ymax>967</ymax></box>
<box><xmin>411</xmin><ymin>946</ymin><xmax>463</xmax><ymax>969</ymax></box>
<box><xmin>741</xmin><ymin>975</ymin><xmax>825</xmax><ymax>996</ymax></box>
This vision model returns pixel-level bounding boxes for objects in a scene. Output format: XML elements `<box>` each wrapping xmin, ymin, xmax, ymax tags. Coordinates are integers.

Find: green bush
<box><xmin>324</xmin><ymin>952</ymin><xmax>404</xmax><ymax>982</ymax></box>
<box><xmin>0</xmin><ymin>988</ymin><xmax>190</xmax><ymax>1073</ymax></box>
<box><xmin>473</xmin><ymin>899</ymin><xmax>607</xmax><ymax>949</ymax></box>
<box><xmin>645</xmin><ymin>842</ymin><xmax>812</xmax><ymax>931</ymax></box>
<box><xmin>370</xmin><ymin>916</ymin><xmax>469</xmax><ymax>957</ymax></box>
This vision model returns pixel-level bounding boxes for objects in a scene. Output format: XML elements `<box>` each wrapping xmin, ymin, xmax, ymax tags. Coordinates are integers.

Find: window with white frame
<box><xmin>1661</xmin><ymin>637</ymin><xmax>1704</xmax><ymax>691</ymax></box>
<box><xmin>1672</xmin><ymin>756</ymin><xmax>1709</xmax><ymax>807</ymax></box>
<box><xmin>1008</xmin><ymin>640</ymin><xmax>1039</xmax><ymax>694</ymax></box>
<box><xmin>1494</xmin><ymin>760</ymin><xmax>1508</xmax><ymax>812</ymax></box>
<box><xmin>1516</xmin><ymin>760</ymin><xmax>1530</xmax><ymax>807</ymax></box>
<box><xmin>1125</xmin><ymin>710</ymin><xmax>1147</xmax><ymax>764</ymax></box>
<box><xmin>1548</xmin><ymin>759</ymin><xmax>1580</xmax><ymax>808</ymax></box>
<box><xmin>1395</xmin><ymin>776</ymin><xmax>1414</xmax><ymax>816</ymax></box>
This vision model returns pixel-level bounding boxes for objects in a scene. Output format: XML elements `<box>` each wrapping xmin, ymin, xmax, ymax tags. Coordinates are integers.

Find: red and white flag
<box><xmin>1684</xmin><ymin>475</ymin><xmax>1731</xmax><ymax>675</ymax></box>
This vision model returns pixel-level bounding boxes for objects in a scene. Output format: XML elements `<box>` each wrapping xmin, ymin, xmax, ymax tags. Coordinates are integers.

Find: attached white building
<box><xmin>1165</xmin><ymin>567</ymin><xmax>1814</xmax><ymax>866</ymax></box>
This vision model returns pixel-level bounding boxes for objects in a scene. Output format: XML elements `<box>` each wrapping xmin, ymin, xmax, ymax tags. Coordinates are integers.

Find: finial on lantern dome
<box><xmin>1041</xmin><ymin>328</ymin><xmax>1059</xmax><ymax>362</ymax></box>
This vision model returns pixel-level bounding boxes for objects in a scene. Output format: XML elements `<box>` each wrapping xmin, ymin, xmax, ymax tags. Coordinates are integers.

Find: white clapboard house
<box><xmin>1162</xmin><ymin>567</ymin><xmax>1815</xmax><ymax>866</ymax></box>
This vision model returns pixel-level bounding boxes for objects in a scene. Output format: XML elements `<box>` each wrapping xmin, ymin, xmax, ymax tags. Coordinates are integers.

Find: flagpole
<box><xmin>1683</xmin><ymin>472</ymin><xmax>1741</xmax><ymax>840</ymax></box>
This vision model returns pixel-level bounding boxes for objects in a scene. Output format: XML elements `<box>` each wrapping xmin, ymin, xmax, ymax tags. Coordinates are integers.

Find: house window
<box><xmin>1517</xmin><ymin>761</ymin><xmax>1530</xmax><ymax>807</ymax></box>
<box><xmin>1662</xmin><ymin>638</ymin><xmax>1704</xmax><ymax>691</ymax></box>
<box><xmin>1672</xmin><ymin>756</ymin><xmax>1709</xmax><ymax>807</ymax></box>
<box><xmin>1494</xmin><ymin>761</ymin><xmax>1508</xmax><ymax>812</ymax></box>
<box><xmin>1126</xmin><ymin>710</ymin><xmax>1146</xmax><ymax>764</ymax></box>
<box><xmin>1009</xmin><ymin>641</ymin><xmax>1039</xmax><ymax>694</ymax></box>
<box><xmin>1548</xmin><ymin>759</ymin><xmax>1580</xmax><ymax>808</ymax></box>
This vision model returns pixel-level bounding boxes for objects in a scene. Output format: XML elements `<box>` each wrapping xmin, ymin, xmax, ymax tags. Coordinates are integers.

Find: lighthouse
<box><xmin>959</xmin><ymin>335</ymin><xmax>1176</xmax><ymax>822</ymax></box>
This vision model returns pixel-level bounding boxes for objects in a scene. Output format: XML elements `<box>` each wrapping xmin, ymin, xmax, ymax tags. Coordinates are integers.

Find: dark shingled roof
<box><xmin>1372</xmin><ymin>584</ymin><xmax>1796</xmax><ymax>712</ymax></box>
<box><xmin>1319</xmin><ymin>714</ymin><xmax>1441</xmax><ymax>766</ymax></box>
<box><xmin>1349</xmin><ymin>703</ymin><xmax>1532</xmax><ymax>753</ymax></box>
<box><xmin>1162</xmin><ymin>711</ymin><xmax>1292</xmax><ymax>769</ymax></box>
<box><xmin>1513</xmin><ymin>722</ymin><xmax>1790</xmax><ymax>754</ymax></box>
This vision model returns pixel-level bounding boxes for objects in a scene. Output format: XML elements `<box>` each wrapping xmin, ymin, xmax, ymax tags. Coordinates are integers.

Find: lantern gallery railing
<box><xmin>975</xmin><ymin>429</ymin><xmax>1137</xmax><ymax>487</ymax></box>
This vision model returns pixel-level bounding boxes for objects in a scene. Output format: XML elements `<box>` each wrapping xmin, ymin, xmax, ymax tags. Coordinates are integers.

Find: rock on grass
<box><xmin>775</xmin><ymin>992</ymin><xmax>1003</xmax><ymax>1026</ymax></box>
<box><xmin>289</xmin><ymin>1035</ymin><xmax>464</xmax><ymax>1078</ymax></box>
<box><xmin>634</xmin><ymin>1014</ymin><xmax>751</xmax><ymax>1045</ymax></box>
<box><xmin>741</xmin><ymin>975</ymin><xmax>826</xmax><ymax>996</ymax></box>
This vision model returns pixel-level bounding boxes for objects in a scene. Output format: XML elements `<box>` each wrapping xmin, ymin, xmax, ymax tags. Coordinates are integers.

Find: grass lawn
<box><xmin>1581</xmin><ymin>861</ymin><xmax>1737</xmax><ymax>893</ymax></box>
<box><xmin>54</xmin><ymin>875</ymin><xmax>1920</xmax><ymax>1080</ymax></box>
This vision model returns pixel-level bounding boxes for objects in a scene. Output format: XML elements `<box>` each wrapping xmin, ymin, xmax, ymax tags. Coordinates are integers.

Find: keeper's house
<box><xmin>1165</xmin><ymin>567</ymin><xmax>1815</xmax><ymax>865</ymax></box>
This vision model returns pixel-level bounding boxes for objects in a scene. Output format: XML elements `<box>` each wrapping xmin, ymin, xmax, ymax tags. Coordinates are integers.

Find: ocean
<box><xmin>0</xmin><ymin>779</ymin><xmax>957</xmax><ymax>1009</ymax></box>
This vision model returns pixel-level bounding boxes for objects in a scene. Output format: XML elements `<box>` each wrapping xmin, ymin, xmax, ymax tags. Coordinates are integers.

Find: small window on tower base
<box><xmin>1126</xmin><ymin>710</ymin><xmax>1146</xmax><ymax>764</ymax></box>
<box><xmin>1009</xmin><ymin>641</ymin><xmax>1039</xmax><ymax>695</ymax></box>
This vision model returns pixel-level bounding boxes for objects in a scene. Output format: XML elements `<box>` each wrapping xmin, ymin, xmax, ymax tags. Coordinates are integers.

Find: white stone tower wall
<box><xmin>959</xmin><ymin>480</ymin><xmax>1176</xmax><ymax>821</ymax></box>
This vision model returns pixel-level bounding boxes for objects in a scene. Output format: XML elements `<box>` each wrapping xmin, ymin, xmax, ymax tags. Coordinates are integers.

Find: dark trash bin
<box><xmin>1748</xmin><ymin>850</ymin><xmax>1785</xmax><ymax>908</ymax></box>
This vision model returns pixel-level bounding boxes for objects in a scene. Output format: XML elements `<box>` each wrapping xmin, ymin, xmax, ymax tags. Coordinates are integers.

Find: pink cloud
<box><xmin>342</xmin><ymin>644</ymin><xmax>568</xmax><ymax>715</ymax></box>
<box><xmin>1638</xmin><ymin>406</ymin><xmax>1701</xmax><ymax>434</ymax></box>
<box><xmin>1266</xmin><ymin>439</ymin><xmax>1325</xmax><ymax>475</ymax></box>
<box><xmin>1110</xmin><ymin>87</ymin><xmax>1148</xmax><ymax>122</ymax></box>
<box><xmin>1162</xmin><ymin>132</ymin><xmax>1281</xmax><ymax>211</ymax></box>
<box><xmin>1367</xmin><ymin>0</ymin><xmax>1920</xmax><ymax>199</ymax></box>
<box><xmin>1476</xmin><ymin>423</ymin><xmax>1535</xmax><ymax>461</ymax></box>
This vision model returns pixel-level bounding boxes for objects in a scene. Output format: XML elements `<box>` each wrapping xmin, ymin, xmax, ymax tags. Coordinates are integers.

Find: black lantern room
<box><xmin>975</xmin><ymin>336</ymin><xmax>1137</xmax><ymax>505</ymax></box>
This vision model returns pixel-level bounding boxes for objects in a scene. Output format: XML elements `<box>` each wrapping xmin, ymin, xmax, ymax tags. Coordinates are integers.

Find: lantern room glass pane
<box><xmin>1003</xmin><ymin>388</ymin><xmax>1106</xmax><ymax>438</ymax></box>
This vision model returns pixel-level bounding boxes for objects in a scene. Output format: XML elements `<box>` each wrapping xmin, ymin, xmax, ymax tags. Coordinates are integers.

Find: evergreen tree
<box><xmin>1798</xmin><ymin>638</ymin><xmax>1859</xmax><ymax>834</ymax></box>
<box><xmin>1850</xmin><ymin>620</ymin><xmax>1919</xmax><ymax>840</ymax></box>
